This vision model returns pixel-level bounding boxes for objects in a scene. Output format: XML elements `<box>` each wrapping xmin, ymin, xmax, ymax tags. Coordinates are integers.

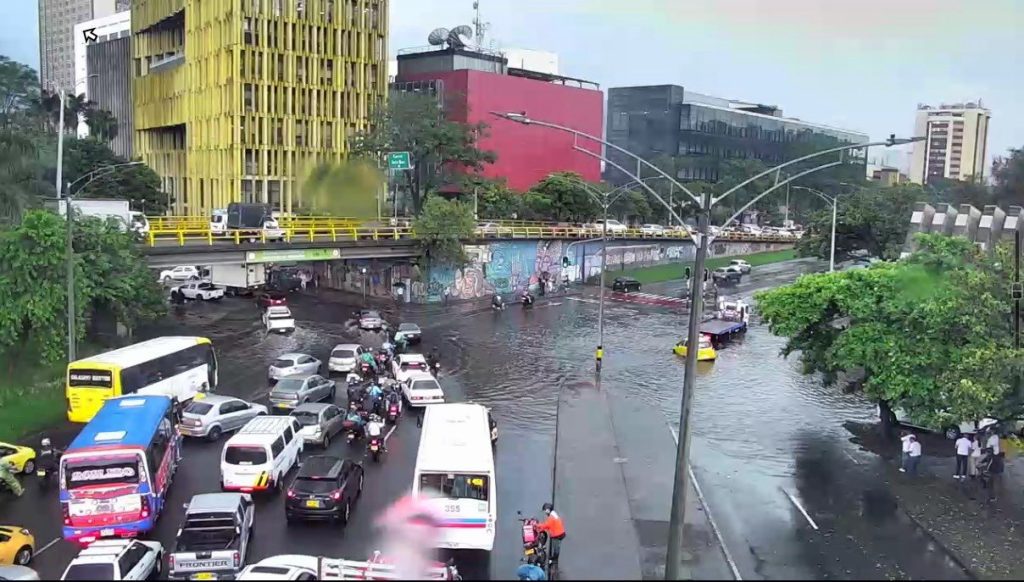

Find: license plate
<box><xmin>100</xmin><ymin>528</ymin><xmax>114</xmax><ymax>536</ymax></box>
<box><xmin>305</xmin><ymin>499</ymin><xmax>320</xmax><ymax>508</ymax></box>
<box><xmin>276</xmin><ymin>403</ymin><xmax>290</xmax><ymax>408</ymax></box>
<box><xmin>525</xmin><ymin>548</ymin><xmax>535</xmax><ymax>555</ymax></box>
<box><xmin>370</xmin><ymin>445</ymin><xmax>379</xmax><ymax>451</ymax></box>
<box><xmin>194</xmin><ymin>573</ymin><xmax>216</xmax><ymax>580</ymax></box>
<box><xmin>36</xmin><ymin>470</ymin><xmax>45</xmax><ymax>477</ymax></box>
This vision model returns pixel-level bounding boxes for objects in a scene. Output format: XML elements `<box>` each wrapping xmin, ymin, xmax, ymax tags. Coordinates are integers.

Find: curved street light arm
<box><xmin>791</xmin><ymin>185</ymin><xmax>836</xmax><ymax>205</ymax></box>
<box><xmin>711</xmin><ymin>139</ymin><xmax>910</xmax><ymax>207</ymax></box>
<box><xmin>65</xmin><ymin>161</ymin><xmax>144</xmax><ymax>197</ymax></box>
<box><xmin>717</xmin><ymin>160</ymin><xmax>843</xmax><ymax>232</ymax></box>
<box><xmin>491</xmin><ymin>111</ymin><xmax>702</xmax><ymax>205</ymax></box>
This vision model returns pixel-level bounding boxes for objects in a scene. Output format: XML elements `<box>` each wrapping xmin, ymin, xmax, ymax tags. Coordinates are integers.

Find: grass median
<box><xmin>0</xmin><ymin>361</ymin><xmax>66</xmax><ymax>443</ymax></box>
<box><xmin>605</xmin><ymin>248</ymin><xmax>798</xmax><ymax>285</ymax></box>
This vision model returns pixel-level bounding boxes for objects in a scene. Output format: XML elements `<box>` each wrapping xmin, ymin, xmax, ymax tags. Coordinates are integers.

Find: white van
<box><xmin>221</xmin><ymin>415</ymin><xmax>303</xmax><ymax>493</ymax></box>
<box><xmin>210</xmin><ymin>209</ymin><xmax>227</xmax><ymax>235</ymax></box>
<box><xmin>412</xmin><ymin>403</ymin><xmax>497</xmax><ymax>551</ymax></box>
<box><xmin>402</xmin><ymin>370</ymin><xmax>445</xmax><ymax>406</ymax></box>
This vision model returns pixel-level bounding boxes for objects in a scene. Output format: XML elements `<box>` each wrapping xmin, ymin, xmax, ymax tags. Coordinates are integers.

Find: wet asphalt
<box><xmin>0</xmin><ymin>259</ymin><xmax>972</xmax><ymax>580</ymax></box>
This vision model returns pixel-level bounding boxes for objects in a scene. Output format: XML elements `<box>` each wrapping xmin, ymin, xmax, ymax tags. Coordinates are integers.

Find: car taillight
<box><xmin>168</xmin><ymin>554</ymin><xmax>174</xmax><ymax>570</ymax></box>
<box><xmin>331</xmin><ymin>489</ymin><xmax>343</xmax><ymax>501</ymax></box>
<box><xmin>287</xmin><ymin>489</ymin><xmax>295</xmax><ymax>498</ymax></box>
<box><xmin>141</xmin><ymin>496</ymin><xmax>151</xmax><ymax>518</ymax></box>
<box><xmin>233</xmin><ymin>551</ymin><xmax>241</xmax><ymax>568</ymax></box>
<box><xmin>62</xmin><ymin>502</ymin><xmax>71</xmax><ymax>525</ymax></box>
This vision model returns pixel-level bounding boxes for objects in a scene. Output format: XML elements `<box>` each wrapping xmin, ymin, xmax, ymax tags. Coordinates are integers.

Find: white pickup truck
<box><xmin>263</xmin><ymin>306</ymin><xmax>296</xmax><ymax>333</ymax></box>
<box><xmin>172</xmin><ymin>281</ymin><xmax>226</xmax><ymax>301</ymax></box>
<box><xmin>168</xmin><ymin>493</ymin><xmax>254</xmax><ymax>580</ymax></box>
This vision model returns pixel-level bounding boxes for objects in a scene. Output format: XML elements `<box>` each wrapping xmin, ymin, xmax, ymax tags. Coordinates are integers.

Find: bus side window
<box><xmin>120</xmin><ymin>367</ymin><xmax>142</xmax><ymax>395</ymax></box>
<box><xmin>148</xmin><ymin>417</ymin><xmax>172</xmax><ymax>473</ymax></box>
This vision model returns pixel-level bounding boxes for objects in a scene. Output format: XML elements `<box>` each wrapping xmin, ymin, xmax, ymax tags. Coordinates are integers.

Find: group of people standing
<box><xmin>900</xmin><ymin>429</ymin><xmax>1006</xmax><ymax>501</ymax></box>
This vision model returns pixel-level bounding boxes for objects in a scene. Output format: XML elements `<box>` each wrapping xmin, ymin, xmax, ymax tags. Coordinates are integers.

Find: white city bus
<box><xmin>412</xmin><ymin>403</ymin><xmax>497</xmax><ymax>551</ymax></box>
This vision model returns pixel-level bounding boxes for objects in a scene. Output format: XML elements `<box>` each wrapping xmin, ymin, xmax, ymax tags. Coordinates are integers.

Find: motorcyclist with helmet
<box><xmin>367</xmin><ymin>382</ymin><xmax>385</xmax><ymax>415</ymax></box>
<box><xmin>535</xmin><ymin>502</ymin><xmax>566</xmax><ymax>565</ymax></box>
<box><xmin>37</xmin><ymin>437</ymin><xmax>62</xmax><ymax>483</ymax></box>
<box><xmin>365</xmin><ymin>414</ymin><xmax>387</xmax><ymax>453</ymax></box>
<box><xmin>492</xmin><ymin>293</ymin><xmax>505</xmax><ymax>311</ymax></box>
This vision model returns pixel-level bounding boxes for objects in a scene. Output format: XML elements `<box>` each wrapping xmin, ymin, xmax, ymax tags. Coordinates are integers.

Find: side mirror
<box><xmin>182</xmin><ymin>503</ymin><xmax>190</xmax><ymax>510</ymax></box>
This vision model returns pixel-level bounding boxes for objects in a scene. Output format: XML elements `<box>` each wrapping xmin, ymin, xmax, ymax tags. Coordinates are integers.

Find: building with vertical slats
<box><xmin>132</xmin><ymin>0</ymin><xmax>388</xmax><ymax>215</ymax></box>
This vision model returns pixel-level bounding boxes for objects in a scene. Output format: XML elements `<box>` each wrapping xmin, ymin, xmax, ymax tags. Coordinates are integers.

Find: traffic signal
<box><xmin>703</xmin><ymin>268</ymin><xmax>710</xmax><ymax>282</ymax></box>
<box><xmin>684</xmin><ymin>266</ymin><xmax>692</xmax><ymax>280</ymax></box>
<box><xmin>562</xmin><ymin>256</ymin><xmax>570</xmax><ymax>268</ymax></box>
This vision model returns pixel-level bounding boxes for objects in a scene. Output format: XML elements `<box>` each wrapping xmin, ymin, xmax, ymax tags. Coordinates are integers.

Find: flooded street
<box><xmin>2</xmin><ymin>259</ymin><xmax>969</xmax><ymax>579</ymax></box>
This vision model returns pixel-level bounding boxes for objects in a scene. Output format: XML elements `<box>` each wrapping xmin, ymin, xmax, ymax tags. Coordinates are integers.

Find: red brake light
<box><xmin>61</xmin><ymin>502</ymin><xmax>71</xmax><ymax>526</ymax></box>
<box><xmin>141</xmin><ymin>496</ymin><xmax>151</xmax><ymax>518</ymax></box>
<box><xmin>168</xmin><ymin>555</ymin><xmax>175</xmax><ymax>569</ymax></box>
<box><xmin>233</xmin><ymin>551</ymin><xmax>240</xmax><ymax>568</ymax></box>
<box><xmin>331</xmin><ymin>490</ymin><xmax>342</xmax><ymax>501</ymax></box>
<box><xmin>287</xmin><ymin>489</ymin><xmax>295</xmax><ymax>498</ymax></box>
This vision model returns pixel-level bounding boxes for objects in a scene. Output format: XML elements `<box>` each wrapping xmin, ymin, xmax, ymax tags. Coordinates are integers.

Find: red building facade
<box><xmin>395</xmin><ymin>51</ymin><xmax>603</xmax><ymax>191</ymax></box>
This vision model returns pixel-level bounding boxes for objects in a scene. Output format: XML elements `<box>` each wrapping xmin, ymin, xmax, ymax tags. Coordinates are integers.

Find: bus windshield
<box><xmin>63</xmin><ymin>455</ymin><xmax>142</xmax><ymax>490</ymax></box>
<box><xmin>419</xmin><ymin>473</ymin><xmax>490</xmax><ymax>502</ymax></box>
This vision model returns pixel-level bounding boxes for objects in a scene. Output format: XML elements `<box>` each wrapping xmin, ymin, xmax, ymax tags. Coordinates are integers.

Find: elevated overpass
<box><xmin>139</xmin><ymin>216</ymin><xmax>799</xmax><ymax>266</ymax></box>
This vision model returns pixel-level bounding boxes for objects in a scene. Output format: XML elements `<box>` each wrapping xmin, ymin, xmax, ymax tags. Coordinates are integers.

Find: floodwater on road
<box><xmin>1</xmin><ymin>260</ymin><xmax>969</xmax><ymax>580</ymax></box>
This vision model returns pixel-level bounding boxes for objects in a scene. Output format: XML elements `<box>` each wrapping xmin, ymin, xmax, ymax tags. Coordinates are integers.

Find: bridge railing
<box><xmin>143</xmin><ymin>224</ymin><xmax>799</xmax><ymax>247</ymax></box>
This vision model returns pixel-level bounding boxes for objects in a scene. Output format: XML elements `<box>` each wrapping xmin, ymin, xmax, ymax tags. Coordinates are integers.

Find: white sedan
<box><xmin>402</xmin><ymin>370</ymin><xmax>446</xmax><ymax>407</ymax></box>
<box><xmin>159</xmin><ymin>265</ymin><xmax>200</xmax><ymax>283</ymax></box>
<box><xmin>640</xmin><ymin>224</ymin><xmax>665</xmax><ymax>235</ymax></box>
<box><xmin>392</xmin><ymin>353</ymin><xmax>430</xmax><ymax>383</ymax></box>
<box><xmin>60</xmin><ymin>539</ymin><xmax>163</xmax><ymax>580</ymax></box>
<box><xmin>268</xmin><ymin>353</ymin><xmax>322</xmax><ymax>382</ymax></box>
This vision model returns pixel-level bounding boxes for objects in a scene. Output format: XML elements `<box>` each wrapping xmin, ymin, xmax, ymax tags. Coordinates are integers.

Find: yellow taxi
<box><xmin>0</xmin><ymin>442</ymin><xmax>36</xmax><ymax>474</ymax></box>
<box><xmin>673</xmin><ymin>334</ymin><xmax>717</xmax><ymax>361</ymax></box>
<box><xmin>0</xmin><ymin>526</ymin><xmax>35</xmax><ymax>565</ymax></box>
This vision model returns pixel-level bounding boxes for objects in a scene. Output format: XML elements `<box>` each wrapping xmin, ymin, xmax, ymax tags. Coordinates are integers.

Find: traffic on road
<box><xmin>0</xmin><ymin>259</ymin><xmax>971</xmax><ymax>581</ymax></box>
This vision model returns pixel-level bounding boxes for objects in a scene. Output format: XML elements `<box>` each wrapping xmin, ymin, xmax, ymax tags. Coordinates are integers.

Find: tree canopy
<box><xmin>350</xmin><ymin>92</ymin><xmax>496</xmax><ymax>214</ymax></box>
<box><xmin>0</xmin><ymin>210</ymin><xmax>165</xmax><ymax>365</ymax></box>
<box><xmin>757</xmin><ymin>233</ymin><xmax>1021</xmax><ymax>431</ymax></box>
<box><xmin>61</xmin><ymin>137</ymin><xmax>169</xmax><ymax>214</ymax></box>
<box><xmin>412</xmin><ymin>196</ymin><xmax>476</xmax><ymax>266</ymax></box>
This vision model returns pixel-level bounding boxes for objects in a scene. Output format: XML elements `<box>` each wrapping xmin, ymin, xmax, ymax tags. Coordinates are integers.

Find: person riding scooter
<box><xmin>522</xmin><ymin>291</ymin><xmax>535</xmax><ymax>306</ymax></box>
<box><xmin>359</xmin><ymin>349</ymin><xmax>378</xmax><ymax>374</ymax></box>
<box><xmin>367</xmin><ymin>382</ymin><xmax>385</xmax><ymax>415</ymax></box>
<box><xmin>492</xmin><ymin>294</ymin><xmax>505</xmax><ymax>311</ymax></box>
<box><xmin>37</xmin><ymin>437</ymin><xmax>62</xmax><ymax>483</ymax></box>
<box><xmin>365</xmin><ymin>414</ymin><xmax>387</xmax><ymax>453</ymax></box>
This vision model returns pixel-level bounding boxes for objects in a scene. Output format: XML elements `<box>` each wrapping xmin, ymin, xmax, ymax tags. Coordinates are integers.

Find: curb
<box><xmin>897</xmin><ymin>504</ymin><xmax>976</xmax><ymax>579</ymax></box>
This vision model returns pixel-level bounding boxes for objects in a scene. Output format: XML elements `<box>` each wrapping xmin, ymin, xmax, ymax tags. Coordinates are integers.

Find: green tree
<box><xmin>992</xmin><ymin>147</ymin><xmax>1024</xmax><ymax>208</ymax></box>
<box><xmin>412</xmin><ymin>196</ymin><xmax>475</xmax><ymax>266</ymax></box>
<box><xmin>85</xmin><ymin>108</ymin><xmax>119</xmax><ymax>143</ymax></box>
<box><xmin>609</xmin><ymin>189</ymin><xmax>653</xmax><ymax>223</ymax></box>
<box><xmin>0</xmin><ymin>56</ymin><xmax>51</xmax><ymax>223</ymax></box>
<box><xmin>526</xmin><ymin>172</ymin><xmax>601</xmax><ymax>223</ymax></box>
<box><xmin>757</xmin><ymin>234</ymin><xmax>1020</xmax><ymax>435</ymax></box>
<box><xmin>351</xmin><ymin>92</ymin><xmax>497</xmax><ymax>214</ymax></box>
<box><xmin>464</xmin><ymin>176</ymin><xmax>519</xmax><ymax>220</ymax></box>
<box><xmin>797</xmin><ymin>183</ymin><xmax>922</xmax><ymax>262</ymax></box>
<box><xmin>61</xmin><ymin>137</ymin><xmax>168</xmax><ymax>213</ymax></box>
<box><xmin>0</xmin><ymin>210</ymin><xmax>165</xmax><ymax>367</ymax></box>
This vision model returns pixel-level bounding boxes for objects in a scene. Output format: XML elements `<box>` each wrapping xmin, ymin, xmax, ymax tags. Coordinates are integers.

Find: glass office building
<box><xmin>606</xmin><ymin>85</ymin><xmax>869</xmax><ymax>184</ymax></box>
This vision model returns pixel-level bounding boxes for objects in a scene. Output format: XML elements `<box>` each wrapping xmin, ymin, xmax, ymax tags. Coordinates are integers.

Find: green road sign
<box><xmin>245</xmin><ymin>248</ymin><xmax>342</xmax><ymax>264</ymax></box>
<box><xmin>387</xmin><ymin>151</ymin><xmax>412</xmax><ymax>170</ymax></box>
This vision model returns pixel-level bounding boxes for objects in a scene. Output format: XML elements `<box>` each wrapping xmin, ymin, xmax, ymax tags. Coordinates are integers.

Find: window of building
<box><xmin>243</xmin><ymin>18</ymin><xmax>254</xmax><ymax>45</ymax></box>
<box><xmin>269</xmin><ymin>181</ymin><xmax>282</xmax><ymax>209</ymax></box>
<box><xmin>245</xmin><ymin>149</ymin><xmax>256</xmax><ymax>175</ymax></box>
<box><xmin>243</xmin><ymin>84</ymin><xmax>254</xmax><ymax>112</ymax></box>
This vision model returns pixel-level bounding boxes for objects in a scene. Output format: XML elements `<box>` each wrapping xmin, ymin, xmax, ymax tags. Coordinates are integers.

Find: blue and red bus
<box><xmin>59</xmin><ymin>395</ymin><xmax>180</xmax><ymax>544</ymax></box>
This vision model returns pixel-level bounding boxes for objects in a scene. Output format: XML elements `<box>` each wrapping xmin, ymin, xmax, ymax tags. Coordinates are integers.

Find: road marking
<box><xmin>669</xmin><ymin>426</ymin><xmax>743</xmax><ymax>581</ymax></box>
<box><xmin>843</xmin><ymin>450</ymin><xmax>861</xmax><ymax>465</ymax></box>
<box><xmin>36</xmin><ymin>537</ymin><xmax>62</xmax><ymax>556</ymax></box>
<box><xmin>566</xmin><ymin>297</ymin><xmax>600</xmax><ymax>304</ymax></box>
<box><xmin>781</xmin><ymin>487</ymin><xmax>819</xmax><ymax>530</ymax></box>
<box><xmin>383</xmin><ymin>424</ymin><xmax>397</xmax><ymax>443</ymax></box>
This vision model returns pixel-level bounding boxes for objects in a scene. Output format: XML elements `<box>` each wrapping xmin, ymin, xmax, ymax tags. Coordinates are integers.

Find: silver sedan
<box><xmin>269</xmin><ymin>374</ymin><xmax>337</xmax><ymax>411</ymax></box>
<box><xmin>178</xmin><ymin>394</ymin><xmax>268</xmax><ymax>440</ymax></box>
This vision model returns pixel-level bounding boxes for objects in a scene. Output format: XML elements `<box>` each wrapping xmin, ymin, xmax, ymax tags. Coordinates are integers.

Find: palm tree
<box><xmin>0</xmin><ymin>130</ymin><xmax>48</xmax><ymax>224</ymax></box>
<box><xmin>86</xmin><ymin>108</ymin><xmax>119</xmax><ymax>142</ymax></box>
<box><xmin>38</xmin><ymin>90</ymin><xmax>93</xmax><ymax>133</ymax></box>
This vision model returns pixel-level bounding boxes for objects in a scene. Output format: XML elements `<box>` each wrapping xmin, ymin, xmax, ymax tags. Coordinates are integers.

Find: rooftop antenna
<box><xmin>472</xmin><ymin>1</ymin><xmax>490</xmax><ymax>49</ymax></box>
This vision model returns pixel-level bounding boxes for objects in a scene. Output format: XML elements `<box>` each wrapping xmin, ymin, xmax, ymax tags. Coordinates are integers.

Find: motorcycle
<box><xmin>522</xmin><ymin>294</ymin><xmax>535</xmax><ymax>307</ymax></box>
<box><xmin>368</xmin><ymin>436</ymin><xmax>383</xmax><ymax>462</ymax></box>
<box><xmin>445</xmin><ymin>558</ymin><xmax>463</xmax><ymax>581</ymax></box>
<box><xmin>359</xmin><ymin>361</ymin><xmax>375</xmax><ymax>377</ymax></box>
<box><xmin>518</xmin><ymin>513</ymin><xmax>550</xmax><ymax>574</ymax></box>
<box><xmin>386</xmin><ymin>400</ymin><xmax>401</xmax><ymax>424</ymax></box>
<box><xmin>492</xmin><ymin>299</ymin><xmax>506</xmax><ymax>311</ymax></box>
<box><xmin>431</xmin><ymin>361</ymin><xmax>441</xmax><ymax>377</ymax></box>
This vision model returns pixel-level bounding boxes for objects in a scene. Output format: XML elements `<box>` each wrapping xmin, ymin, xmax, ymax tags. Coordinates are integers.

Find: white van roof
<box><xmin>416</xmin><ymin>404</ymin><xmax>493</xmax><ymax>474</ymax></box>
<box><xmin>226</xmin><ymin>416</ymin><xmax>296</xmax><ymax>447</ymax></box>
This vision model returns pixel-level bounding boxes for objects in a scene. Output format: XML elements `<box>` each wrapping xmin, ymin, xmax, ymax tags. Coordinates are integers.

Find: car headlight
<box><xmin>20</xmin><ymin>528</ymin><xmax>30</xmax><ymax>535</ymax></box>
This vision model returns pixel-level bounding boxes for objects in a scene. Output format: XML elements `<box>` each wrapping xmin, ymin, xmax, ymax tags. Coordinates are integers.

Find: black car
<box><xmin>612</xmin><ymin>277</ymin><xmax>641</xmax><ymax>292</ymax></box>
<box><xmin>285</xmin><ymin>456</ymin><xmax>364</xmax><ymax>525</ymax></box>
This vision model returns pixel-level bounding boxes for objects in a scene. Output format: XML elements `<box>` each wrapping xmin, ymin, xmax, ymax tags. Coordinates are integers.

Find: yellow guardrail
<box><xmin>143</xmin><ymin>224</ymin><xmax>798</xmax><ymax>247</ymax></box>
<box><xmin>148</xmin><ymin>215</ymin><xmax>362</xmax><ymax>230</ymax></box>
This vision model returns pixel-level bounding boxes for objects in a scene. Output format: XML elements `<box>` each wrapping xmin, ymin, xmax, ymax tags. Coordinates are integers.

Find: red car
<box><xmin>256</xmin><ymin>291</ymin><xmax>288</xmax><ymax>309</ymax></box>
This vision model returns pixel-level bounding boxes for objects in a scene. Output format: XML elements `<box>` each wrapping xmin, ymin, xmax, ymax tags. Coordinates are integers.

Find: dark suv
<box><xmin>612</xmin><ymin>277</ymin><xmax>641</xmax><ymax>292</ymax></box>
<box><xmin>285</xmin><ymin>456</ymin><xmax>364</xmax><ymax>525</ymax></box>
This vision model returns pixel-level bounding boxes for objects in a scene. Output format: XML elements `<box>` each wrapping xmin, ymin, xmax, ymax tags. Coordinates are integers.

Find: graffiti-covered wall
<box><xmin>424</xmin><ymin>239</ymin><xmax>793</xmax><ymax>303</ymax></box>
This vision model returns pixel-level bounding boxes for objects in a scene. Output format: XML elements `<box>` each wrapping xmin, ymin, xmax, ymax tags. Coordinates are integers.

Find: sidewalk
<box><xmin>858</xmin><ymin>426</ymin><xmax>1024</xmax><ymax>579</ymax></box>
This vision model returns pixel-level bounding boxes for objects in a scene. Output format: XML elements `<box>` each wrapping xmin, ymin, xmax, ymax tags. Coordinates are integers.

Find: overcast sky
<box><xmin>4</xmin><ymin>0</ymin><xmax>1020</xmax><ymax>170</ymax></box>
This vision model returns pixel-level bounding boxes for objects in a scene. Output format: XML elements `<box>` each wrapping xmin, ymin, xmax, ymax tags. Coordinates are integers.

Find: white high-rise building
<box><xmin>909</xmin><ymin>102</ymin><xmax>991</xmax><ymax>184</ymax></box>
<box><xmin>38</xmin><ymin>0</ymin><xmax>129</xmax><ymax>92</ymax></box>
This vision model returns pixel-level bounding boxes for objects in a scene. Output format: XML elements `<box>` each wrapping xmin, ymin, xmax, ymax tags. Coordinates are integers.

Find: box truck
<box><xmin>49</xmin><ymin>198</ymin><xmax>149</xmax><ymax>235</ymax></box>
<box><xmin>208</xmin><ymin>263</ymin><xmax>266</xmax><ymax>295</ymax></box>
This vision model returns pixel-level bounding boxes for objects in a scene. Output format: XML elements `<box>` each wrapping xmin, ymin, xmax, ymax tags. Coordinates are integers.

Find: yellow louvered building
<box><xmin>132</xmin><ymin>0</ymin><xmax>388</xmax><ymax>215</ymax></box>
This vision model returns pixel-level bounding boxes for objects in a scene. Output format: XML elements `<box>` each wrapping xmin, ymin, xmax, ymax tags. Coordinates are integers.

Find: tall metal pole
<box><xmin>829</xmin><ymin>198</ymin><xmax>838</xmax><ymax>273</ymax></box>
<box><xmin>1015</xmin><ymin>229</ymin><xmax>1020</xmax><ymax>350</ymax></box>
<box><xmin>597</xmin><ymin>205</ymin><xmax>608</xmax><ymax>352</ymax></box>
<box><xmin>56</xmin><ymin>90</ymin><xmax>77</xmax><ymax>362</ymax></box>
<box><xmin>665</xmin><ymin>190</ymin><xmax>712</xmax><ymax>580</ymax></box>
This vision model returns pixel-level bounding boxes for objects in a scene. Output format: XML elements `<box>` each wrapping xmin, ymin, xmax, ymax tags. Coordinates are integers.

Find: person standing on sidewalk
<box><xmin>954</xmin><ymin>433</ymin><xmax>971</xmax><ymax>479</ymax></box>
<box><xmin>968</xmin><ymin>434</ymin><xmax>983</xmax><ymax>478</ymax></box>
<box><xmin>899</xmin><ymin>431</ymin><xmax>913</xmax><ymax>472</ymax></box>
<box><xmin>978</xmin><ymin>446</ymin><xmax>1004</xmax><ymax>502</ymax></box>
<box><xmin>906</xmin><ymin>435</ymin><xmax>922</xmax><ymax>475</ymax></box>
<box><xmin>443</xmin><ymin>287</ymin><xmax>450</xmax><ymax>306</ymax></box>
<box><xmin>986</xmin><ymin>430</ymin><xmax>1001</xmax><ymax>456</ymax></box>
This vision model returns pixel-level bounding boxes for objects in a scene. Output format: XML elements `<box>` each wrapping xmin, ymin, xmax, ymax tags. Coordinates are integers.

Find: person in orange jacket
<box><xmin>535</xmin><ymin>502</ymin><xmax>566</xmax><ymax>564</ymax></box>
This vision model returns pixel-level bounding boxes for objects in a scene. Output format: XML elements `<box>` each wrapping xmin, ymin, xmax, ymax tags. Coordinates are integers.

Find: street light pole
<box><xmin>598</xmin><ymin>205</ymin><xmax>607</xmax><ymax>351</ymax></box>
<box><xmin>492</xmin><ymin>111</ymin><xmax>922</xmax><ymax>581</ymax></box>
<box><xmin>791</xmin><ymin>186</ymin><xmax>839</xmax><ymax>273</ymax></box>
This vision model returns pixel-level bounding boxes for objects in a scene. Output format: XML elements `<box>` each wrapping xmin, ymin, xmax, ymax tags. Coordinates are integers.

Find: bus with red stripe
<box><xmin>59</xmin><ymin>395</ymin><xmax>180</xmax><ymax>545</ymax></box>
<box><xmin>412</xmin><ymin>404</ymin><xmax>496</xmax><ymax>551</ymax></box>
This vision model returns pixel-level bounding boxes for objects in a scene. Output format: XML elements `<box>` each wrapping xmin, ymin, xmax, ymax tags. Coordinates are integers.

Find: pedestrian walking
<box><xmin>968</xmin><ymin>434</ymin><xmax>982</xmax><ymax>478</ymax></box>
<box><xmin>443</xmin><ymin>287</ymin><xmax>450</xmax><ymax>306</ymax></box>
<box><xmin>899</xmin><ymin>431</ymin><xmax>913</xmax><ymax>473</ymax></box>
<box><xmin>299</xmin><ymin>271</ymin><xmax>308</xmax><ymax>291</ymax></box>
<box><xmin>906</xmin><ymin>435</ymin><xmax>922</xmax><ymax>475</ymax></box>
<box><xmin>954</xmin><ymin>433</ymin><xmax>971</xmax><ymax>479</ymax></box>
<box><xmin>978</xmin><ymin>446</ymin><xmax>1004</xmax><ymax>502</ymax></box>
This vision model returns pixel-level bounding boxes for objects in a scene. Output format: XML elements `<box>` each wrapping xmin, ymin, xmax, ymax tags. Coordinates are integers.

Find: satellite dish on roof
<box><xmin>428</xmin><ymin>28</ymin><xmax>450</xmax><ymax>46</ymax></box>
<box><xmin>448</xmin><ymin>25</ymin><xmax>473</xmax><ymax>49</ymax></box>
